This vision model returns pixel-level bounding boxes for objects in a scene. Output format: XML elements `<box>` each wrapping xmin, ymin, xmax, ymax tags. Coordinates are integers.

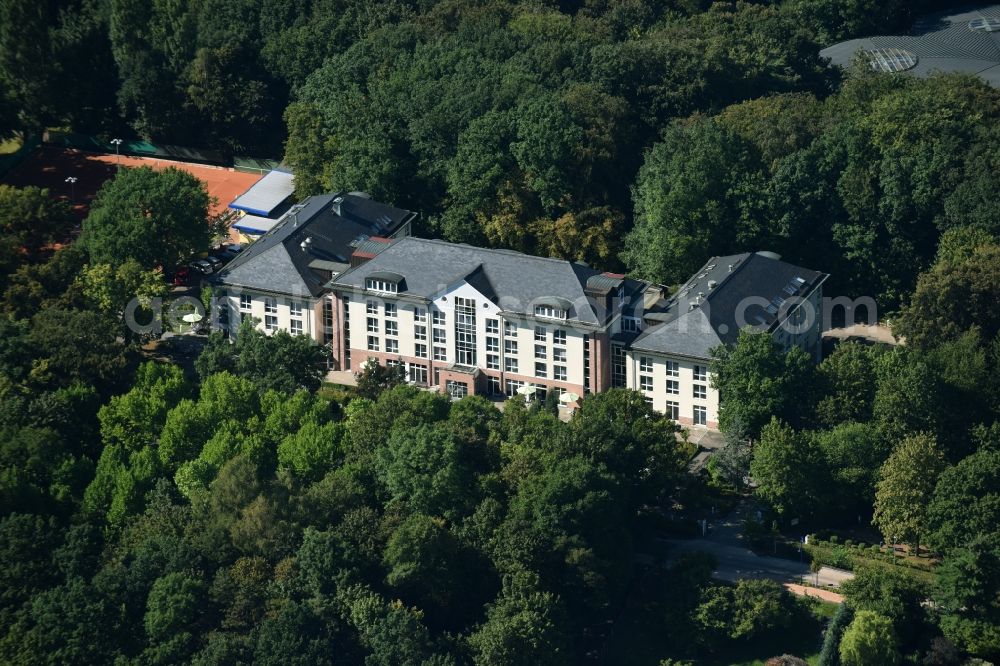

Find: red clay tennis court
<box><xmin>1</xmin><ymin>145</ymin><xmax>264</xmax><ymax>223</ymax></box>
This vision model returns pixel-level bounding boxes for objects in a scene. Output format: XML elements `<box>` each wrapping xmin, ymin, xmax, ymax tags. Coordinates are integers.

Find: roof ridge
<box><xmin>403</xmin><ymin>236</ymin><xmax>597</xmax><ymax>270</ymax></box>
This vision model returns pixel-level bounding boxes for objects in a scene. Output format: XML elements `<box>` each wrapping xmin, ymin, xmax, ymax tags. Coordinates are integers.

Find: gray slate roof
<box><xmin>327</xmin><ymin>237</ymin><xmax>644</xmax><ymax>326</ymax></box>
<box><xmin>820</xmin><ymin>5</ymin><xmax>1000</xmax><ymax>86</ymax></box>
<box><xmin>214</xmin><ymin>193</ymin><xmax>416</xmax><ymax>297</ymax></box>
<box><xmin>631</xmin><ymin>252</ymin><xmax>827</xmax><ymax>359</ymax></box>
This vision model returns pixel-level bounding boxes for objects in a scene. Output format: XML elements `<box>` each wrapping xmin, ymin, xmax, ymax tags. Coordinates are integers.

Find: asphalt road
<box><xmin>659</xmin><ymin>495</ymin><xmax>854</xmax><ymax>590</ymax></box>
<box><xmin>657</xmin><ymin>537</ymin><xmax>854</xmax><ymax>588</ymax></box>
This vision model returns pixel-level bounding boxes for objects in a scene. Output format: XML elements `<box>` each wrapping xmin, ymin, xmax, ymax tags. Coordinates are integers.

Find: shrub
<box><xmin>818</xmin><ymin>603</ymin><xmax>853</xmax><ymax>666</ymax></box>
<box><xmin>829</xmin><ymin>535</ymin><xmax>839</xmax><ymax>545</ymax></box>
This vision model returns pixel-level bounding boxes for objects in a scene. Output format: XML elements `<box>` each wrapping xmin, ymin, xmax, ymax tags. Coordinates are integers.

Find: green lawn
<box><xmin>0</xmin><ymin>137</ymin><xmax>22</xmax><ymax>154</ymax></box>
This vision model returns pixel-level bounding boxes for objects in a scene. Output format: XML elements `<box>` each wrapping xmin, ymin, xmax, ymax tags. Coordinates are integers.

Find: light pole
<box><xmin>110</xmin><ymin>138</ymin><xmax>123</xmax><ymax>169</ymax></box>
<box><xmin>65</xmin><ymin>176</ymin><xmax>78</xmax><ymax>205</ymax></box>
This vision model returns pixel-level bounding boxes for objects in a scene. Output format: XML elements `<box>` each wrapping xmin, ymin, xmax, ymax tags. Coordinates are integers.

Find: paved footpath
<box><xmin>658</xmin><ymin>498</ymin><xmax>854</xmax><ymax>600</ymax></box>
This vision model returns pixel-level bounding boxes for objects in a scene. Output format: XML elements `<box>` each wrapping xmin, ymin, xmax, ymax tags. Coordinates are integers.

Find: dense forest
<box><xmin>4</xmin><ymin>0</ymin><xmax>998</xmax><ymax>303</ymax></box>
<box><xmin>3</xmin><ymin>0</ymin><xmax>1000</xmax><ymax>664</ymax></box>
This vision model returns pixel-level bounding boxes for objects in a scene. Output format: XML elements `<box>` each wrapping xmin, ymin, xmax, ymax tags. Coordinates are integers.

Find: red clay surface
<box><xmin>2</xmin><ymin>145</ymin><xmax>263</xmax><ymax>232</ymax></box>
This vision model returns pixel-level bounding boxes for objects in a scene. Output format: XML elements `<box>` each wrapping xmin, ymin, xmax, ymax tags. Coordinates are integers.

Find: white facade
<box><xmin>344</xmin><ymin>278</ymin><xmax>595</xmax><ymax>396</ymax></box>
<box><xmin>624</xmin><ymin>353</ymin><xmax>720</xmax><ymax>427</ymax></box>
<box><xmin>216</xmin><ymin>288</ymin><xmax>322</xmax><ymax>341</ymax></box>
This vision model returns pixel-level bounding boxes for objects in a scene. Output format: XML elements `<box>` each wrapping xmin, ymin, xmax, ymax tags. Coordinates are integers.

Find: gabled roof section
<box><xmin>214</xmin><ymin>192</ymin><xmax>416</xmax><ymax>297</ymax></box>
<box><xmin>632</xmin><ymin>251</ymin><xmax>828</xmax><ymax>358</ymax></box>
<box><xmin>631</xmin><ymin>307</ymin><xmax>723</xmax><ymax>359</ymax></box>
<box><xmin>327</xmin><ymin>237</ymin><xmax>645</xmax><ymax>326</ymax></box>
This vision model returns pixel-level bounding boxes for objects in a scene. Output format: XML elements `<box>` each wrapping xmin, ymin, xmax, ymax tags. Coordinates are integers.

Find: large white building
<box><xmin>212</xmin><ymin>193</ymin><xmax>827</xmax><ymax>430</ymax></box>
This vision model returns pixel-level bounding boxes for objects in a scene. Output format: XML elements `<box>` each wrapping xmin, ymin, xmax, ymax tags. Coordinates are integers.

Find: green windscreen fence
<box><xmin>43</xmin><ymin>131</ymin><xmax>281</xmax><ymax>168</ymax></box>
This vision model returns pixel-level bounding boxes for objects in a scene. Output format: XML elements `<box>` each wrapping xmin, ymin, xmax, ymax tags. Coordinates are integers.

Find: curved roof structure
<box><xmin>821</xmin><ymin>5</ymin><xmax>1000</xmax><ymax>86</ymax></box>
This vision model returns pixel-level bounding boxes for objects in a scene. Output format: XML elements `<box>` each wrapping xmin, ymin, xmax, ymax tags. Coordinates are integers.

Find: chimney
<box><xmin>728</xmin><ymin>264</ymin><xmax>733</xmax><ymax>272</ymax></box>
<box><xmin>708</xmin><ymin>280</ymin><xmax>718</xmax><ymax>290</ymax></box>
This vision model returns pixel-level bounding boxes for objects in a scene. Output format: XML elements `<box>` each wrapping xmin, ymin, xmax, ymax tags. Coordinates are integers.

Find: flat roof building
<box><xmin>821</xmin><ymin>5</ymin><xmax>1000</xmax><ymax>86</ymax></box>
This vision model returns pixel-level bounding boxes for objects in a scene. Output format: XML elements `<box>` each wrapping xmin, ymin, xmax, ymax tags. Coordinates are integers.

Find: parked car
<box><xmin>221</xmin><ymin>244</ymin><xmax>243</xmax><ymax>260</ymax></box>
<box><xmin>190</xmin><ymin>259</ymin><xmax>213</xmax><ymax>275</ymax></box>
<box><xmin>204</xmin><ymin>255</ymin><xmax>224</xmax><ymax>271</ymax></box>
<box><xmin>171</xmin><ymin>265</ymin><xmax>191</xmax><ymax>286</ymax></box>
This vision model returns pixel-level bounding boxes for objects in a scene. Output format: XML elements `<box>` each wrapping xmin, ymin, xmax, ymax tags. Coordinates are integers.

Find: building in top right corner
<box><xmin>618</xmin><ymin>251</ymin><xmax>828</xmax><ymax>429</ymax></box>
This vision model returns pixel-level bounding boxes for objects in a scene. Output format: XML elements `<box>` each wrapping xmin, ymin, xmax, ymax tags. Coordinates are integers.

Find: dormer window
<box><xmin>366</xmin><ymin>278</ymin><xmax>398</xmax><ymax>294</ymax></box>
<box><xmin>622</xmin><ymin>316</ymin><xmax>642</xmax><ymax>333</ymax></box>
<box><xmin>534</xmin><ymin>305</ymin><xmax>567</xmax><ymax>321</ymax></box>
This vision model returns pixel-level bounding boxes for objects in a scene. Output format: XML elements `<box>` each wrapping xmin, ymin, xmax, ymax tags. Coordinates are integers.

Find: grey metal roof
<box><xmin>232</xmin><ymin>214</ymin><xmax>281</xmax><ymax>235</ymax></box>
<box><xmin>327</xmin><ymin>237</ymin><xmax>645</xmax><ymax>326</ymax></box>
<box><xmin>214</xmin><ymin>193</ymin><xmax>416</xmax><ymax>297</ymax></box>
<box><xmin>821</xmin><ymin>5</ymin><xmax>1000</xmax><ymax>86</ymax></box>
<box><xmin>228</xmin><ymin>169</ymin><xmax>295</xmax><ymax>216</ymax></box>
<box><xmin>631</xmin><ymin>252</ymin><xmax>827</xmax><ymax>358</ymax></box>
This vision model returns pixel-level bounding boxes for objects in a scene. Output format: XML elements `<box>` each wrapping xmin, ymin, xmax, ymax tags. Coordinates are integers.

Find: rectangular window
<box><xmin>693</xmin><ymin>365</ymin><xmax>707</xmax><ymax>381</ymax></box>
<box><xmin>385</xmin><ymin>320</ymin><xmax>398</xmax><ymax>337</ymax></box>
<box><xmin>414</xmin><ymin>325</ymin><xmax>427</xmax><ymax>341</ymax></box>
<box><xmin>505</xmin><ymin>379</ymin><xmax>524</xmax><ymax>397</ymax></box>
<box><xmin>666</xmin><ymin>361</ymin><xmax>679</xmax><ymax>377</ymax></box>
<box><xmin>640</xmin><ymin>356</ymin><xmax>653</xmax><ymax>373</ymax></box>
<box><xmin>504</xmin><ymin>339</ymin><xmax>518</xmax><ymax>355</ymax></box>
<box><xmin>434</xmin><ymin>346</ymin><xmax>447</xmax><ymax>361</ymax></box>
<box><xmin>553</xmin><ymin>329</ymin><xmax>566</xmax><ymax>346</ymax></box>
<box><xmin>290</xmin><ymin>319</ymin><xmax>303</xmax><ymax>335</ymax></box>
<box><xmin>666</xmin><ymin>380</ymin><xmax>679</xmax><ymax>395</ymax></box>
<box><xmin>265</xmin><ymin>315</ymin><xmax>277</xmax><ymax>331</ymax></box>
<box><xmin>367</xmin><ymin>336</ymin><xmax>379</xmax><ymax>351</ymax></box>
<box><xmin>535</xmin><ymin>362</ymin><xmax>547</xmax><ymax>378</ymax></box>
<box><xmin>322</xmin><ymin>307</ymin><xmax>333</xmax><ymax>343</ymax></box>
<box><xmin>622</xmin><ymin>316</ymin><xmax>641</xmax><ymax>332</ymax></box>
<box><xmin>366</xmin><ymin>300</ymin><xmax>378</xmax><ymax>315</ymax></box>
<box><xmin>693</xmin><ymin>384</ymin><xmax>707</xmax><ymax>399</ymax></box>
<box><xmin>264</xmin><ymin>297</ymin><xmax>277</xmax><ymax>314</ymax></box>
<box><xmin>505</xmin><ymin>357</ymin><xmax>518</xmax><ymax>373</ymax></box>
<box><xmin>386</xmin><ymin>338</ymin><xmax>399</xmax><ymax>354</ymax></box>
<box><xmin>454</xmin><ymin>297</ymin><xmax>477</xmax><ymax>366</ymax></box>
<box><xmin>342</xmin><ymin>296</ymin><xmax>351</xmax><ymax>322</ymax></box>
<box><xmin>367</xmin><ymin>317</ymin><xmax>379</xmax><ymax>333</ymax></box>
<box><xmin>408</xmin><ymin>363</ymin><xmax>428</xmax><ymax>385</ymax></box>
<box><xmin>611</xmin><ymin>345</ymin><xmax>626</xmax><ymax>388</ymax></box>
<box><xmin>240</xmin><ymin>294</ymin><xmax>251</xmax><ymax>311</ymax></box>
<box><xmin>433</xmin><ymin>328</ymin><xmax>446</xmax><ymax>344</ymax></box>
<box><xmin>486</xmin><ymin>318</ymin><xmax>499</xmax><ymax>334</ymax></box>
<box><xmin>534</xmin><ymin>344</ymin><xmax>547</xmax><ymax>360</ymax></box>
<box><xmin>640</xmin><ymin>375</ymin><xmax>653</xmax><ymax>392</ymax></box>
<box><xmin>534</xmin><ymin>326</ymin><xmax>546</xmax><ymax>342</ymax></box>
<box><xmin>433</xmin><ymin>310</ymin><xmax>446</xmax><ymax>326</ymax></box>
<box><xmin>415</xmin><ymin>343</ymin><xmax>428</xmax><ymax>359</ymax></box>
<box><xmin>693</xmin><ymin>405</ymin><xmax>707</xmax><ymax>426</ymax></box>
<box><xmin>504</xmin><ymin>321</ymin><xmax>517</xmax><ymax>337</ymax></box>
<box><xmin>666</xmin><ymin>401</ymin><xmax>680</xmax><ymax>421</ymax></box>
<box><xmin>289</xmin><ymin>301</ymin><xmax>303</xmax><ymax>317</ymax></box>
<box><xmin>384</xmin><ymin>302</ymin><xmax>397</xmax><ymax>319</ymax></box>
<box><xmin>552</xmin><ymin>347</ymin><xmax>566</xmax><ymax>363</ymax></box>
<box><xmin>486</xmin><ymin>354</ymin><xmax>500</xmax><ymax>370</ymax></box>
<box><xmin>486</xmin><ymin>336</ymin><xmax>499</xmax><ymax>353</ymax></box>
<box><xmin>386</xmin><ymin>359</ymin><xmax>401</xmax><ymax>370</ymax></box>
<box><xmin>487</xmin><ymin>376</ymin><xmax>502</xmax><ymax>395</ymax></box>
<box><xmin>554</xmin><ymin>365</ymin><xmax>567</xmax><ymax>381</ymax></box>
<box><xmin>413</xmin><ymin>307</ymin><xmax>427</xmax><ymax>323</ymax></box>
